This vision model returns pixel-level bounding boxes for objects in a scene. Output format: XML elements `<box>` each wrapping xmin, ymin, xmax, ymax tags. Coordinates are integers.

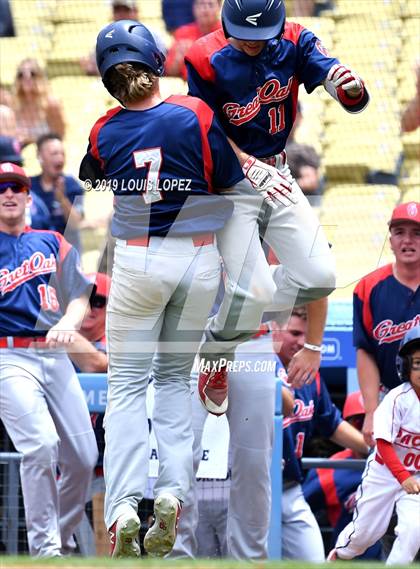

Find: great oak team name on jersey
<box><xmin>374</xmin><ymin>382</ymin><xmax>420</xmax><ymax>473</ymax></box>
<box><xmin>0</xmin><ymin>228</ymin><xmax>91</xmax><ymax>336</ymax></box>
<box><xmin>353</xmin><ymin>264</ymin><xmax>420</xmax><ymax>389</ymax></box>
<box><xmin>276</xmin><ymin>357</ymin><xmax>342</xmax><ymax>483</ymax></box>
<box><xmin>185</xmin><ymin>24</ymin><xmax>338</xmax><ymax>158</ymax></box>
<box><xmin>80</xmin><ymin>95</ymin><xmax>243</xmax><ymax>240</ymax></box>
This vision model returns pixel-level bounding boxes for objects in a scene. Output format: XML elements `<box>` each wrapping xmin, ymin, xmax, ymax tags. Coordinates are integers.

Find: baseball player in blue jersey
<box><xmin>79</xmin><ymin>19</ymin><xmax>285</xmax><ymax>559</ymax></box>
<box><xmin>353</xmin><ymin>201</ymin><xmax>420</xmax><ymax>447</ymax></box>
<box><xmin>274</xmin><ymin>308</ymin><xmax>368</xmax><ymax>561</ymax></box>
<box><xmin>0</xmin><ymin>162</ymin><xmax>98</xmax><ymax>557</ymax></box>
<box><xmin>185</xmin><ymin>0</ymin><xmax>370</xmax><ymax>415</ymax></box>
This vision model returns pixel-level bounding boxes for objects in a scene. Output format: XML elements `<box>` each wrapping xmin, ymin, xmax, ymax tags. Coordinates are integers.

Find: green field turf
<box><xmin>0</xmin><ymin>557</ymin><xmax>411</xmax><ymax>569</ymax></box>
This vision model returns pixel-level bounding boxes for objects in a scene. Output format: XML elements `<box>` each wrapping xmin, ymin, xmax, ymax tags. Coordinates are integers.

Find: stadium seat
<box><xmin>319</xmin><ymin>184</ymin><xmax>400</xmax><ymax>298</ymax></box>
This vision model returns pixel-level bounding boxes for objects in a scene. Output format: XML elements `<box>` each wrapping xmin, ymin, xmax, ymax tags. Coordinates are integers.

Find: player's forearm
<box><xmin>357</xmin><ymin>349</ymin><xmax>380</xmax><ymax>413</ymax></box>
<box><xmin>57</xmin><ymin>196</ymin><xmax>83</xmax><ymax>228</ymax></box>
<box><xmin>305</xmin><ymin>297</ymin><xmax>327</xmax><ymax>347</ymax></box>
<box><xmin>59</xmin><ymin>296</ymin><xmax>90</xmax><ymax>330</ymax></box>
<box><xmin>227</xmin><ymin>138</ymin><xmax>250</xmax><ymax>166</ymax></box>
<box><xmin>282</xmin><ymin>386</ymin><xmax>295</xmax><ymax>417</ymax></box>
<box><xmin>68</xmin><ymin>332</ymin><xmax>108</xmax><ymax>373</ymax></box>
<box><xmin>330</xmin><ymin>420</ymin><xmax>369</xmax><ymax>456</ymax></box>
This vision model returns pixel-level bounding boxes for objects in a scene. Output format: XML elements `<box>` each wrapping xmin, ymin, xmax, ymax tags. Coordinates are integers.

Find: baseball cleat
<box><xmin>327</xmin><ymin>548</ymin><xmax>338</xmax><ymax>561</ymax></box>
<box><xmin>109</xmin><ymin>511</ymin><xmax>141</xmax><ymax>558</ymax></box>
<box><xmin>144</xmin><ymin>493</ymin><xmax>181</xmax><ymax>557</ymax></box>
<box><xmin>198</xmin><ymin>364</ymin><xmax>228</xmax><ymax>416</ymax></box>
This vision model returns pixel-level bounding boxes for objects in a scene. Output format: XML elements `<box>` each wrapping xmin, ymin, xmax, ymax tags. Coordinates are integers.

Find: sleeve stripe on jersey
<box><xmin>185</xmin><ymin>29</ymin><xmax>227</xmax><ymax>83</ymax></box>
<box><xmin>354</xmin><ymin>264</ymin><xmax>393</xmax><ymax>338</ymax></box>
<box><xmin>282</xmin><ymin>21</ymin><xmax>305</xmax><ymax>46</ymax></box>
<box><xmin>90</xmin><ymin>106</ymin><xmax>123</xmax><ymax>168</ymax></box>
<box><xmin>166</xmin><ymin>95</ymin><xmax>214</xmax><ymax>192</ymax></box>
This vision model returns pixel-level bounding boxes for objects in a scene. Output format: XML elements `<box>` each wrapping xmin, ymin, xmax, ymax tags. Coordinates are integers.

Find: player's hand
<box><xmin>286</xmin><ymin>347</ymin><xmax>321</xmax><ymax>388</ymax></box>
<box><xmin>327</xmin><ymin>63</ymin><xmax>364</xmax><ymax>99</ymax></box>
<box><xmin>45</xmin><ymin>321</ymin><xmax>75</xmax><ymax>348</ymax></box>
<box><xmin>402</xmin><ymin>476</ymin><xmax>420</xmax><ymax>495</ymax></box>
<box><xmin>362</xmin><ymin>411</ymin><xmax>376</xmax><ymax>448</ymax></box>
<box><xmin>242</xmin><ymin>157</ymin><xmax>297</xmax><ymax>209</ymax></box>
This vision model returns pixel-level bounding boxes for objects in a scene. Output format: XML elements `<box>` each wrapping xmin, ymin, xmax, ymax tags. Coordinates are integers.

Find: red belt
<box><xmin>126</xmin><ymin>233</ymin><xmax>214</xmax><ymax>247</ymax></box>
<box><xmin>0</xmin><ymin>336</ymin><xmax>47</xmax><ymax>348</ymax></box>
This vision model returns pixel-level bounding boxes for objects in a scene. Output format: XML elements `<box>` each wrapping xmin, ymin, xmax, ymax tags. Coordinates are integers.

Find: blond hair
<box><xmin>106</xmin><ymin>63</ymin><xmax>158</xmax><ymax>105</ymax></box>
<box><xmin>13</xmin><ymin>58</ymin><xmax>49</xmax><ymax>113</ymax></box>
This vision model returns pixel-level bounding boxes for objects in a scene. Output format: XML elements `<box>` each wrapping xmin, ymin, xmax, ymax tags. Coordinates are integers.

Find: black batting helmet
<box><xmin>222</xmin><ymin>0</ymin><xmax>286</xmax><ymax>41</ymax></box>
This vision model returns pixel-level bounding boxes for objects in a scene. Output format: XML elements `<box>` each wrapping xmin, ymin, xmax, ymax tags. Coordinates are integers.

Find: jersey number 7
<box><xmin>133</xmin><ymin>148</ymin><xmax>164</xmax><ymax>204</ymax></box>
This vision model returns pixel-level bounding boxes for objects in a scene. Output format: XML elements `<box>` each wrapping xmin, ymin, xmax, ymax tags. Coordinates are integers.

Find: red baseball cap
<box><xmin>388</xmin><ymin>202</ymin><xmax>420</xmax><ymax>228</ymax></box>
<box><xmin>343</xmin><ymin>391</ymin><xmax>365</xmax><ymax>420</ymax></box>
<box><xmin>86</xmin><ymin>272</ymin><xmax>111</xmax><ymax>298</ymax></box>
<box><xmin>0</xmin><ymin>162</ymin><xmax>31</xmax><ymax>189</ymax></box>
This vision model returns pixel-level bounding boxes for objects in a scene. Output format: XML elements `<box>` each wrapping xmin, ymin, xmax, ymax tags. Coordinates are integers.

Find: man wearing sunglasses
<box><xmin>0</xmin><ymin>162</ymin><xmax>98</xmax><ymax>557</ymax></box>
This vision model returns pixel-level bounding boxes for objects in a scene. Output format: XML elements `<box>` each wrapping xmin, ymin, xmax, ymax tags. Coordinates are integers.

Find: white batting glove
<box><xmin>242</xmin><ymin>157</ymin><xmax>296</xmax><ymax>209</ymax></box>
<box><xmin>327</xmin><ymin>63</ymin><xmax>364</xmax><ymax>99</ymax></box>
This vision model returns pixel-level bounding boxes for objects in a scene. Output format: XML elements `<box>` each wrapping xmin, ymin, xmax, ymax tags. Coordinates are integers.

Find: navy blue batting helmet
<box><xmin>96</xmin><ymin>20</ymin><xmax>165</xmax><ymax>79</ymax></box>
<box><xmin>396</xmin><ymin>325</ymin><xmax>420</xmax><ymax>382</ymax></box>
<box><xmin>222</xmin><ymin>0</ymin><xmax>286</xmax><ymax>41</ymax></box>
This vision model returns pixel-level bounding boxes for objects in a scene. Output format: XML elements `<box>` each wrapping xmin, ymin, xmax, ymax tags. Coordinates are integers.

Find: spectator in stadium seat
<box><xmin>0</xmin><ymin>104</ymin><xmax>17</xmax><ymax>138</ymax></box>
<box><xmin>31</xmin><ymin>133</ymin><xmax>84</xmax><ymax>252</ymax></box>
<box><xmin>162</xmin><ymin>0</ymin><xmax>194</xmax><ymax>33</ymax></box>
<box><xmin>11</xmin><ymin>58</ymin><xmax>65</xmax><ymax>147</ymax></box>
<box><xmin>285</xmin><ymin>142</ymin><xmax>324</xmax><ymax>204</ymax></box>
<box><xmin>401</xmin><ymin>63</ymin><xmax>420</xmax><ymax>133</ymax></box>
<box><xmin>303</xmin><ymin>391</ymin><xmax>383</xmax><ymax>560</ymax></box>
<box><xmin>353</xmin><ymin>201</ymin><xmax>420</xmax><ymax>448</ymax></box>
<box><xmin>165</xmin><ymin>0</ymin><xmax>222</xmax><ymax>81</ymax></box>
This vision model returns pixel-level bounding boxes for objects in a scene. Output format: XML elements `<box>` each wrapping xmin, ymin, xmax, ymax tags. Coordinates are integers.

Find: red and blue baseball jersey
<box><xmin>0</xmin><ymin>228</ymin><xmax>91</xmax><ymax>337</ymax></box>
<box><xmin>185</xmin><ymin>25</ymin><xmax>338</xmax><ymax>158</ymax></box>
<box><xmin>303</xmin><ymin>449</ymin><xmax>382</xmax><ymax>560</ymax></box>
<box><xmin>277</xmin><ymin>358</ymin><xmax>342</xmax><ymax>483</ymax></box>
<box><xmin>79</xmin><ymin>95</ymin><xmax>243</xmax><ymax>240</ymax></box>
<box><xmin>353</xmin><ymin>264</ymin><xmax>420</xmax><ymax>389</ymax></box>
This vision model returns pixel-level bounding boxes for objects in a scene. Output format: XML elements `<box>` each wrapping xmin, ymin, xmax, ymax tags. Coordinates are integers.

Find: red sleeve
<box><xmin>377</xmin><ymin>439</ymin><xmax>411</xmax><ymax>484</ymax></box>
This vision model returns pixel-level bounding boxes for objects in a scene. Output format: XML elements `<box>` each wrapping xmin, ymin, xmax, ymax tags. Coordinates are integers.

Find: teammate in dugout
<box><xmin>0</xmin><ymin>162</ymin><xmax>98</xmax><ymax>557</ymax></box>
<box><xmin>78</xmin><ymin>19</ymin><xmax>287</xmax><ymax>559</ymax></box>
<box><xmin>328</xmin><ymin>326</ymin><xmax>420</xmax><ymax>565</ymax></box>
<box><xmin>353</xmin><ymin>201</ymin><xmax>420</xmax><ymax>448</ymax></box>
<box><xmin>185</xmin><ymin>0</ymin><xmax>370</xmax><ymax>415</ymax></box>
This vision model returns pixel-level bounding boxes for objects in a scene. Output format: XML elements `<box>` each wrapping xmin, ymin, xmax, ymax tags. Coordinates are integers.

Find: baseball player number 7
<box><xmin>133</xmin><ymin>147</ymin><xmax>163</xmax><ymax>204</ymax></box>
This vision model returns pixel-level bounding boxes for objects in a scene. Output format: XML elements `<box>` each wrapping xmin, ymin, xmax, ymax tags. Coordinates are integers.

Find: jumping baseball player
<box><xmin>79</xmin><ymin>19</ymin><xmax>286</xmax><ymax>559</ymax></box>
<box><xmin>185</xmin><ymin>0</ymin><xmax>370</xmax><ymax>414</ymax></box>
<box><xmin>328</xmin><ymin>326</ymin><xmax>420</xmax><ymax>565</ymax></box>
<box><xmin>0</xmin><ymin>162</ymin><xmax>98</xmax><ymax>557</ymax></box>
<box><xmin>353</xmin><ymin>201</ymin><xmax>420</xmax><ymax>447</ymax></box>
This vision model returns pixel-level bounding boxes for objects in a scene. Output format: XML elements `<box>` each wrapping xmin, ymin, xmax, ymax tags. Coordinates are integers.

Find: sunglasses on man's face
<box><xmin>91</xmin><ymin>295</ymin><xmax>107</xmax><ymax>309</ymax></box>
<box><xmin>17</xmin><ymin>70</ymin><xmax>39</xmax><ymax>79</ymax></box>
<box><xmin>0</xmin><ymin>182</ymin><xmax>28</xmax><ymax>194</ymax></box>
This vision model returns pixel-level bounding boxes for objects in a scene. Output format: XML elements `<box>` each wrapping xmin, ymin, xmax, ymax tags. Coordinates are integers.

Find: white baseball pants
<box><xmin>104</xmin><ymin>236</ymin><xmax>221</xmax><ymax>529</ymax></box>
<box><xmin>335</xmin><ymin>457</ymin><xmax>420</xmax><ymax>565</ymax></box>
<box><xmin>0</xmin><ymin>349</ymin><xmax>98</xmax><ymax>557</ymax></box>
<box><xmin>201</xmin><ymin>163</ymin><xmax>335</xmax><ymax>361</ymax></box>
